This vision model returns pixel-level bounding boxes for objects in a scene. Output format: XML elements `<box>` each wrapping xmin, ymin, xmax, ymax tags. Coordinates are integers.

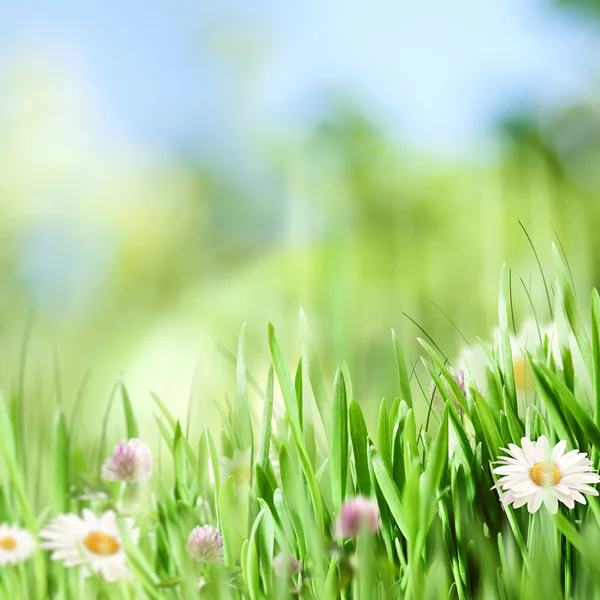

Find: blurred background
<box><xmin>1</xmin><ymin>0</ymin><xmax>600</xmax><ymax>440</ymax></box>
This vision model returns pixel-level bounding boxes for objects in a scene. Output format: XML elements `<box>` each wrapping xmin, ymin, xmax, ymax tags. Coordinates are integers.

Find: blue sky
<box><xmin>1</xmin><ymin>0</ymin><xmax>598</xmax><ymax>160</ymax></box>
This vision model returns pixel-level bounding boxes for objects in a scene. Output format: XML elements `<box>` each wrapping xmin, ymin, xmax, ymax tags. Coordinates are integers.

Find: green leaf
<box><xmin>421</xmin><ymin>404</ymin><xmax>449</xmax><ymax>529</ymax></box>
<box><xmin>117</xmin><ymin>521</ymin><xmax>161</xmax><ymax>600</ymax></box>
<box><xmin>299</xmin><ymin>309</ymin><xmax>331</xmax><ymax>436</ymax></box>
<box><xmin>192</xmin><ymin>429</ymin><xmax>209</xmax><ymax>499</ymax></box>
<box><xmin>258</xmin><ymin>501</ymin><xmax>275</xmax><ymax>597</ymax></box>
<box><xmin>533</xmin><ymin>358</ymin><xmax>600</xmax><ymax>449</ymax></box>
<box><xmin>349</xmin><ymin>400</ymin><xmax>371</xmax><ymax>497</ymax></box>
<box><xmin>151</xmin><ymin>392</ymin><xmax>177</xmax><ymax>431</ymax></box>
<box><xmin>553</xmin><ymin>243</ymin><xmax>593</xmax><ymax>377</ymax></box>
<box><xmin>173</xmin><ymin>422</ymin><xmax>189</xmax><ymax>504</ymax></box>
<box><xmin>255</xmin><ymin>464</ymin><xmax>277</xmax><ymax>522</ymax></box>
<box><xmin>51</xmin><ymin>409</ymin><xmax>70</xmax><ymax>514</ymax></box>
<box><xmin>502</xmin><ymin>387</ymin><xmax>524</xmax><ymax>443</ymax></box>
<box><xmin>258</xmin><ymin>366</ymin><xmax>274</xmax><ymax>473</ymax></box>
<box><xmin>341</xmin><ymin>362</ymin><xmax>354</xmax><ymax>406</ymax></box>
<box><xmin>473</xmin><ymin>389</ymin><xmax>503</xmax><ymax>461</ymax></box>
<box><xmin>154</xmin><ymin>411</ymin><xmax>197</xmax><ymax>473</ymax></box>
<box><xmin>278</xmin><ymin>445</ymin><xmax>307</xmax><ymax>558</ymax></box>
<box><xmin>591</xmin><ymin>289</ymin><xmax>600</xmax><ymax>427</ymax></box>
<box><xmin>530</xmin><ymin>361</ymin><xmax>577</xmax><ymax>448</ymax></box>
<box><xmin>377</xmin><ymin>398</ymin><xmax>391</xmax><ymax>469</ymax></box>
<box><xmin>553</xmin><ymin>512</ymin><xmax>587</xmax><ymax>554</ymax></box>
<box><xmin>418</xmin><ymin>339</ymin><xmax>468</xmax><ymax>414</ymax></box>
<box><xmin>269</xmin><ymin>324</ymin><xmax>324</xmax><ymax>536</ymax></box>
<box><xmin>392</xmin><ymin>420</ymin><xmax>406</xmax><ymax>490</ymax></box>
<box><xmin>295</xmin><ymin>358</ymin><xmax>303</xmax><ymax>430</ymax></box>
<box><xmin>269</xmin><ymin>324</ymin><xmax>300</xmax><ymax>431</ymax></box>
<box><xmin>330</xmin><ymin>367</ymin><xmax>349</xmax><ymax>509</ymax></box>
<box><xmin>205</xmin><ymin>428</ymin><xmax>221</xmax><ymax>515</ymax></box>
<box><xmin>0</xmin><ymin>395</ymin><xmax>36</xmax><ymax>531</ymax></box>
<box><xmin>446</xmin><ymin>400</ymin><xmax>473</xmax><ymax>466</ymax></box>
<box><xmin>403</xmin><ymin>410</ymin><xmax>418</xmax><ymax>475</ymax></box>
<box><xmin>498</xmin><ymin>263</ymin><xmax>517</xmax><ymax>413</ymax></box>
<box><xmin>371</xmin><ymin>447</ymin><xmax>408</xmax><ymax>538</ymax></box>
<box><xmin>219</xmin><ymin>477</ymin><xmax>242</xmax><ymax>566</ymax></box>
<box><xmin>235</xmin><ymin>323</ymin><xmax>254</xmax><ymax>451</ymax></box>
<box><xmin>392</xmin><ymin>329</ymin><xmax>413</xmax><ymax>408</ymax></box>
<box><xmin>121</xmin><ymin>383</ymin><xmax>139</xmax><ymax>439</ymax></box>
<box><xmin>246</xmin><ymin>510</ymin><xmax>265</xmax><ymax>600</ymax></box>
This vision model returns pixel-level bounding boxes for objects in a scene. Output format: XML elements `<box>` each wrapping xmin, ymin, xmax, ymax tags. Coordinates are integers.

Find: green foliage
<box><xmin>4</xmin><ymin>259</ymin><xmax>600</xmax><ymax>598</ymax></box>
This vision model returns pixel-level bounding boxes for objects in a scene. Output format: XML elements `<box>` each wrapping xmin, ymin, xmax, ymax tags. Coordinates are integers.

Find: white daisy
<box><xmin>457</xmin><ymin>320</ymin><xmax>564</xmax><ymax>395</ymax></box>
<box><xmin>0</xmin><ymin>524</ymin><xmax>36</xmax><ymax>565</ymax></box>
<box><xmin>493</xmin><ymin>436</ymin><xmax>600</xmax><ymax>513</ymax></box>
<box><xmin>40</xmin><ymin>510</ymin><xmax>139</xmax><ymax>582</ymax></box>
<box><xmin>220</xmin><ymin>447</ymin><xmax>252</xmax><ymax>498</ymax></box>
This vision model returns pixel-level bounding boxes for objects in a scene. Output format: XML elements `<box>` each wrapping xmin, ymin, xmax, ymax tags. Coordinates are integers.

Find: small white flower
<box><xmin>457</xmin><ymin>321</ymin><xmax>567</xmax><ymax>395</ymax></box>
<box><xmin>220</xmin><ymin>447</ymin><xmax>252</xmax><ymax>497</ymax></box>
<box><xmin>40</xmin><ymin>510</ymin><xmax>139</xmax><ymax>581</ymax></box>
<box><xmin>102</xmin><ymin>439</ymin><xmax>153</xmax><ymax>483</ymax></box>
<box><xmin>0</xmin><ymin>524</ymin><xmax>36</xmax><ymax>565</ymax></box>
<box><xmin>493</xmin><ymin>436</ymin><xmax>600</xmax><ymax>513</ymax></box>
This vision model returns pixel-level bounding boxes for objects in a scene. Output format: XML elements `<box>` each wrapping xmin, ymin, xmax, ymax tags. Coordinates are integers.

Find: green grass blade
<box><xmin>269</xmin><ymin>324</ymin><xmax>324</xmax><ymax>536</ymax></box>
<box><xmin>51</xmin><ymin>409</ymin><xmax>70</xmax><ymax>514</ymax></box>
<box><xmin>330</xmin><ymin>367</ymin><xmax>348</xmax><ymax>509</ymax></box>
<box><xmin>591</xmin><ymin>289</ymin><xmax>600</xmax><ymax>427</ymax></box>
<box><xmin>349</xmin><ymin>400</ymin><xmax>371</xmax><ymax>497</ymax></box>
<box><xmin>553</xmin><ymin>243</ymin><xmax>593</xmax><ymax>377</ymax></box>
<box><xmin>121</xmin><ymin>382</ymin><xmax>139</xmax><ymax>439</ymax></box>
<box><xmin>377</xmin><ymin>398</ymin><xmax>391</xmax><ymax>469</ymax></box>
<box><xmin>498</xmin><ymin>264</ymin><xmax>517</xmax><ymax>413</ymax></box>
<box><xmin>258</xmin><ymin>366</ymin><xmax>274</xmax><ymax>473</ymax></box>
<box><xmin>299</xmin><ymin>309</ymin><xmax>331</xmax><ymax>437</ymax></box>
<box><xmin>392</xmin><ymin>329</ymin><xmax>413</xmax><ymax>409</ymax></box>
<box><xmin>219</xmin><ymin>476</ymin><xmax>242</xmax><ymax>566</ymax></box>
<box><xmin>371</xmin><ymin>447</ymin><xmax>408</xmax><ymax>538</ymax></box>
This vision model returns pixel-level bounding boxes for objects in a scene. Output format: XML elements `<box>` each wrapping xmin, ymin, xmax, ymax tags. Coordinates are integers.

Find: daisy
<box><xmin>0</xmin><ymin>524</ymin><xmax>36</xmax><ymax>565</ymax></box>
<box><xmin>493</xmin><ymin>436</ymin><xmax>600</xmax><ymax>513</ymax></box>
<box><xmin>220</xmin><ymin>447</ymin><xmax>252</xmax><ymax>498</ymax></box>
<box><xmin>102</xmin><ymin>438</ymin><xmax>153</xmax><ymax>483</ymax></box>
<box><xmin>457</xmin><ymin>320</ymin><xmax>568</xmax><ymax>396</ymax></box>
<box><xmin>40</xmin><ymin>510</ymin><xmax>139</xmax><ymax>581</ymax></box>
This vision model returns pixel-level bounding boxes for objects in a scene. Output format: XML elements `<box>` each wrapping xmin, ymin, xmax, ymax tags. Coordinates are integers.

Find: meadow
<box><xmin>1</xmin><ymin>244</ymin><xmax>600</xmax><ymax>599</ymax></box>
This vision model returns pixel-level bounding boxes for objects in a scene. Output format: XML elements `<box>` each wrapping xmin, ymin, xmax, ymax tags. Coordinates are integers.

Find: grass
<box><xmin>2</xmin><ymin>244</ymin><xmax>600</xmax><ymax>598</ymax></box>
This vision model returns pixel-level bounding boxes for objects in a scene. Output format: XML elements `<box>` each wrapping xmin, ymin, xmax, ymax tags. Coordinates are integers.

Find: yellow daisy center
<box><xmin>232</xmin><ymin>465</ymin><xmax>251</xmax><ymax>485</ymax></box>
<box><xmin>530</xmin><ymin>461</ymin><xmax>561</xmax><ymax>486</ymax></box>
<box><xmin>513</xmin><ymin>355</ymin><xmax>531</xmax><ymax>392</ymax></box>
<box><xmin>83</xmin><ymin>531</ymin><xmax>121</xmax><ymax>556</ymax></box>
<box><xmin>0</xmin><ymin>536</ymin><xmax>17</xmax><ymax>551</ymax></box>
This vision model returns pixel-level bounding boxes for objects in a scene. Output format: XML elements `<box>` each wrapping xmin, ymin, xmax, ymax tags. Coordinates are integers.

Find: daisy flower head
<box><xmin>493</xmin><ymin>436</ymin><xmax>600</xmax><ymax>514</ymax></box>
<box><xmin>455</xmin><ymin>320</ymin><xmax>583</xmax><ymax>400</ymax></box>
<box><xmin>499</xmin><ymin>320</ymin><xmax>561</xmax><ymax>395</ymax></box>
<box><xmin>335</xmin><ymin>497</ymin><xmax>379</xmax><ymax>538</ymax></box>
<box><xmin>186</xmin><ymin>525</ymin><xmax>223</xmax><ymax>563</ymax></box>
<box><xmin>220</xmin><ymin>447</ymin><xmax>252</xmax><ymax>497</ymax></box>
<box><xmin>40</xmin><ymin>510</ymin><xmax>139</xmax><ymax>581</ymax></box>
<box><xmin>0</xmin><ymin>524</ymin><xmax>36</xmax><ymax>565</ymax></box>
<box><xmin>102</xmin><ymin>438</ymin><xmax>153</xmax><ymax>483</ymax></box>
